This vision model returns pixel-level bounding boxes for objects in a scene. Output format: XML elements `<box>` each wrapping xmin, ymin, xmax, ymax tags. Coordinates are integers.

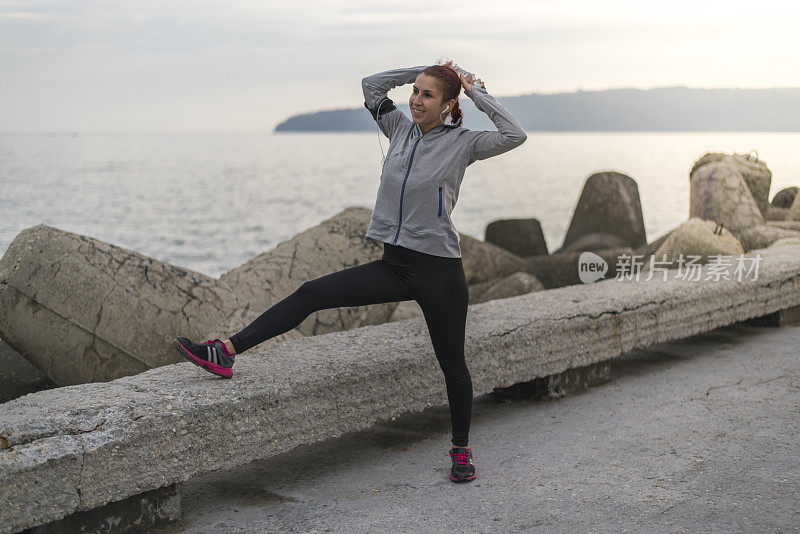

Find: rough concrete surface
<box><xmin>689</xmin><ymin>161</ymin><xmax>764</xmax><ymax>238</ymax></box>
<box><xmin>649</xmin><ymin>217</ymin><xmax>742</xmax><ymax>268</ymax></box>
<box><xmin>768</xmin><ymin>220</ymin><xmax>800</xmax><ymax>232</ymax></box>
<box><xmin>771</xmin><ymin>186</ymin><xmax>798</xmax><ymax>209</ymax></box>
<box><xmin>0</xmin><ymin>225</ymin><xmax>243</xmax><ymax>386</ymax></box>
<box><xmin>2</xmin><ymin>240</ymin><xmax>800</xmax><ymax>533</ymax></box>
<box><xmin>559</xmin><ymin>171</ymin><xmax>647</xmax><ymax>252</ymax></box>
<box><xmin>153</xmin><ymin>323</ymin><xmax>800</xmax><ymax>534</ymax></box>
<box><xmin>455</xmin><ymin>233</ymin><xmax>534</xmax><ymax>286</ymax></box>
<box><xmin>739</xmin><ymin>224</ymin><xmax>800</xmax><ymax>252</ymax></box>
<box><xmin>767</xmin><ymin>206</ymin><xmax>789</xmax><ymax>221</ymax></box>
<box><xmin>0</xmin><ymin>339</ymin><xmax>54</xmax><ymax>403</ymax></box>
<box><xmin>691</xmin><ymin>152</ymin><xmax>772</xmax><ymax>219</ymax></box>
<box><xmin>484</xmin><ymin>218</ymin><xmax>548</xmax><ymax>257</ymax></box>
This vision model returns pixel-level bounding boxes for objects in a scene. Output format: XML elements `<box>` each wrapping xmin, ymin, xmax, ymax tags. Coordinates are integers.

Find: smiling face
<box><xmin>409</xmin><ymin>73</ymin><xmax>455</xmax><ymax>132</ymax></box>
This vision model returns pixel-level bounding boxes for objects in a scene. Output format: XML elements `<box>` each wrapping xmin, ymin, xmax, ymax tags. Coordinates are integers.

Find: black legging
<box><xmin>229</xmin><ymin>241</ymin><xmax>473</xmax><ymax>447</ymax></box>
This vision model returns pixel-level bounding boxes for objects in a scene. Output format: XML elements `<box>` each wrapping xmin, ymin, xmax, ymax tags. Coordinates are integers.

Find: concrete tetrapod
<box><xmin>771</xmin><ymin>186</ymin><xmax>798</xmax><ymax>209</ymax></box>
<box><xmin>558</xmin><ymin>171</ymin><xmax>647</xmax><ymax>253</ymax></box>
<box><xmin>689</xmin><ymin>160</ymin><xmax>765</xmax><ymax>237</ymax></box>
<box><xmin>647</xmin><ymin>217</ymin><xmax>744</xmax><ymax>268</ymax></box>
<box><xmin>787</xmin><ymin>191</ymin><xmax>800</xmax><ymax>222</ymax></box>
<box><xmin>691</xmin><ymin>152</ymin><xmax>772</xmax><ymax>218</ymax></box>
<box><xmin>485</xmin><ymin>218</ymin><xmax>549</xmax><ymax>257</ymax></box>
<box><xmin>2</xmin><ymin>238</ymin><xmax>799</xmax><ymax>533</ymax></box>
<box><xmin>0</xmin><ymin>225</ymin><xmax>243</xmax><ymax>386</ymax></box>
<box><xmin>739</xmin><ymin>224</ymin><xmax>800</xmax><ymax>252</ymax></box>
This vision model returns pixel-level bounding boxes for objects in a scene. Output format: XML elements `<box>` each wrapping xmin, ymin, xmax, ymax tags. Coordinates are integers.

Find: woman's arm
<box><xmin>362</xmin><ymin>66</ymin><xmax>427</xmax><ymax>140</ymax></box>
<box><xmin>462</xmin><ymin>81</ymin><xmax>527</xmax><ymax>164</ymax></box>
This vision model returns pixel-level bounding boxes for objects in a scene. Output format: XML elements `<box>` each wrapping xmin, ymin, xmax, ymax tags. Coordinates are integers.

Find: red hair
<box><xmin>421</xmin><ymin>65</ymin><xmax>463</xmax><ymax>126</ymax></box>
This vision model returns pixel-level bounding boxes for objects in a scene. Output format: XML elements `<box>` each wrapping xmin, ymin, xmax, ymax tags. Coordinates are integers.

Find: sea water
<box><xmin>2</xmin><ymin>131</ymin><xmax>799</xmax><ymax>278</ymax></box>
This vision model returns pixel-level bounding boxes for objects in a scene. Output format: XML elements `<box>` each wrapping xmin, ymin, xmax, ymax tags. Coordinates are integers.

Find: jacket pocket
<box><xmin>438</xmin><ymin>186</ymin><xmax>443</xmax><ymax>217</ymax></box>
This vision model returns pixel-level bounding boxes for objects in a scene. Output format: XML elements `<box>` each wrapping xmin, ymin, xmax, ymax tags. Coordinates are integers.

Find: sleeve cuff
<box><xmin>465</xmin><ymin>84</ymin><xmax>488</xmax><ymax>99</ymax></box>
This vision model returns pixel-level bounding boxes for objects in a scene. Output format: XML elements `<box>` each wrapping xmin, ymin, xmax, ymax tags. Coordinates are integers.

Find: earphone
<box><xmin>439</xmin><ymin>104</ymin><xmax>451</xmax><ymax>125</ymax></box>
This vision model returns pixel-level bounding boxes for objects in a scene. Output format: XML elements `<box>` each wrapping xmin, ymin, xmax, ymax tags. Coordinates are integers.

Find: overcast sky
<box><xmin>2</xmin><ymin>0</ymin><xmax>799</xmax><ymax>132</ymax></box>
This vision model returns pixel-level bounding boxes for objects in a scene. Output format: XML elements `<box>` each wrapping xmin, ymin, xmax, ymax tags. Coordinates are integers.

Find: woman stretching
<box><xmin>173</xmin><ymin>60</ymin><xmax>527</xmax><ymax>483</ymax></box>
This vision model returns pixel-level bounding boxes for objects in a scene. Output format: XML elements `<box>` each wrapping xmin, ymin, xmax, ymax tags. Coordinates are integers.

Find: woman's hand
<box><xmin>459</xmin><ymin>72</ymin><xmax>485</xmax><ymax>93</ymax></box>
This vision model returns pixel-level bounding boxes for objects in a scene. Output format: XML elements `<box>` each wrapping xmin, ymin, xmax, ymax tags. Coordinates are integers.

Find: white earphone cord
<box><xmin>375</xmin><ymin>97</ymin><xmax>389</xmax><ymax>168</ymax></box>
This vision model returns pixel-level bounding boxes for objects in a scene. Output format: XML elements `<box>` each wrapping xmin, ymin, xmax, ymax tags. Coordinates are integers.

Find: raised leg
<box><xmin>229</xmin><ymin>259</ymin><xmax>410</xmax><ymax>354</ymax></box>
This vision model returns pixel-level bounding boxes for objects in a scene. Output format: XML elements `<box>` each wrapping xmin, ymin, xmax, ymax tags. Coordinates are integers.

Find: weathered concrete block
<box><xmin>633</xmin><ymin>229</ymin><xmax>674</xmax><ymax>258</ymax></box>
<box><xmin>691</xmin><ymin>152</ymin><xmax>772</xmax><ymax>218</ymax></box>
<box><xmin>558</xmin><ymin>232</ymin><xmax>629</xmax><ymax>254</ymax></box>
<box><xmin>2</xmin><ymin>238</ymin><xmax>799</xmax><ymax>534</ymax></box>
<box><xmin>767</xmin><ymin>220</ymin><xmax>800</xmax><ymax>232</ymax></box>
<box><xmin>0</xmin><ymin>339</ymin><xmax>55</xmax><ymax>403</ymax></box>
<box><xmin>0</xmin><ymin>226</ymin><xmax>243</xmax><ymax>386</ymax></box>
<box><xmin>458</xmin><ymin>233</ymin><xmax>535</xmax><ymax>285</ymax></box>
<box><xmin>469</xmin><ymin>271</ymin><xmax>544</xmax><ymax>304</ymax></box>
<box><xmin>387</xmin><ymin>300</ymin><xmax>424</xmax><ymax>322</ymax></box>
<box><xmin>771</xmin><ymin>186</ymin><xmax>798</xmax><ymax>209</ymax></box>
<box><xmin>788</xmin><ymin>192</ymin><xmax>800</xmax><ymax>222</ymax></box>
<box><xmin>738</xmin><ymin>224</ymin><xmax>800</xmax><ymax>252</ymax></box>
<box><xmin>767</xmin><ymin>206</ymin><xmax>789</xmax><ymax>221</ymax></box>
<box><xmin>485</xmin><ymin>218</ymin><xmax>548</xmax><ymax>256</ymax></box>
<box><xmin>559</xmin><ymin>171</ymin><xmax>647</xmax><ymax>253</ymax></box>
<box><xmin>643</xmin><ymin>217</ymin><xmax>743</xmax><ymax>270</ymax></box>
<box><xmin>689</xmin><ymin>160</ymin><xmax>764</xmax><ymax>237</ymax></box>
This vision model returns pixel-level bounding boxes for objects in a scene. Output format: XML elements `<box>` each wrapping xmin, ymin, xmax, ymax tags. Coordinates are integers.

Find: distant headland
<box><xmin>274</xmin><ymin>87</ymin><xmax>800</xmax><ymax>132</ymax></box>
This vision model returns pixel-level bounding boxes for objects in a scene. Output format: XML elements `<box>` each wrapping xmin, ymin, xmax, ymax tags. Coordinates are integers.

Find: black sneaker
<box><xmin>173</xmin><ymin>337</ymin><xmax>236</xmax><ymax>378</ymax></box>
<box><xmin>449</xmin><ymin>446</ymin><xmax>476</xmax><ymax>483</ymax></box>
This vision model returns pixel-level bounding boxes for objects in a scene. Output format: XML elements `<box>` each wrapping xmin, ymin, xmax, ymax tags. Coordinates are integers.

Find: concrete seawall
<box><xmin>2</xmin><ymin>239</ymin><xmax>800</xmax><ymax>533</ymax></box>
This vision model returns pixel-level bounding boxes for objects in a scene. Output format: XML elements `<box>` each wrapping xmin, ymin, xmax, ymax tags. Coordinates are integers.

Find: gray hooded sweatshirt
<box><xmin>361</xmin><ymin>65</ymin><xmax>527</xmax><ymax>258</ymax></box>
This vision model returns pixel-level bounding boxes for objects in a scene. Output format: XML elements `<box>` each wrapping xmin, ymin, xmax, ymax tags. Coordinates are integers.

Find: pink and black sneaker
<box><xmin>449</xmin><ymin>446</ymin><xmax>476</xmax><ymax>483</ymax></box>
<box><xmin>173</xmin><ymin>337</ymin><xmax>236</xmax><ymax>378</ymax></box>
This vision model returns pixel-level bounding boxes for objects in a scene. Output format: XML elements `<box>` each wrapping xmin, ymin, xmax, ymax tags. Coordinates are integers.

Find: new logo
<box><xmin>578</xmin><ymin>252</ymin><xmax>608</xmax><ymax>283</ymax></box>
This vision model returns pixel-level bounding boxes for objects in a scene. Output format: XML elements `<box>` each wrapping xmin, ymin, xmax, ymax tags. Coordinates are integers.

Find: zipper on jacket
<box><xmin>438</xmin><ymin>186</ymin><xmax>443</xmax><ymax>217</ymax></box>
<box><xmin>392</xmin><ymin>128</ymin><xmax>431</xmax><ymax>245</ymax></box>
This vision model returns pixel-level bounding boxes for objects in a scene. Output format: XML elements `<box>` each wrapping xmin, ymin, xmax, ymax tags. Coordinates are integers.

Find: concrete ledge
<box><xmin>2</xmin><ymin>241</ymin><xmax>800</xmax><ymax>533</ymax></box>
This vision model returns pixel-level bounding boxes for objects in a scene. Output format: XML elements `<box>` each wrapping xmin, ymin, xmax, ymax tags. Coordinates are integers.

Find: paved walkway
<box><xmin>156</xmin><ymin>324</ymin><xmax>800</xmax><ymax>533</ymax></box>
